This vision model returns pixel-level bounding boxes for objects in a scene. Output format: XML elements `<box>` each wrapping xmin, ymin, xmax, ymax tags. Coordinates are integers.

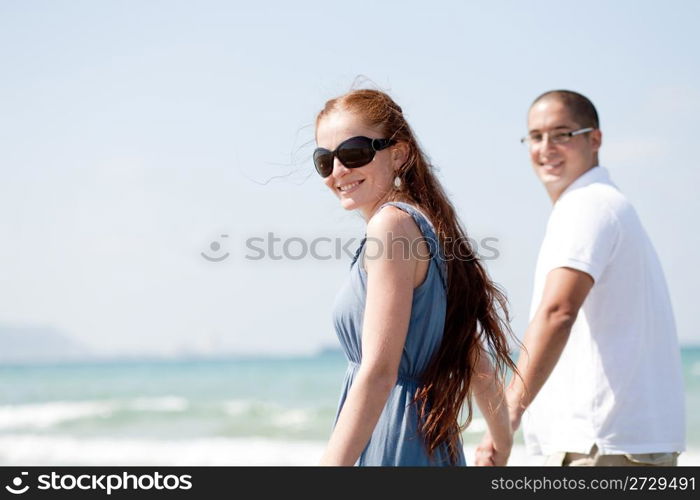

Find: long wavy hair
<box><xmin>316</xmin><ymin>89</ymin><xmax>519</xmax><ymax>464</ymax></box>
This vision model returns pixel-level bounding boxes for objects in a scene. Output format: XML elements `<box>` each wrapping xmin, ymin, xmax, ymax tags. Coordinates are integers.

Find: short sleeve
<box><xmin>541</xmin><ymin>193</ymin><xmax>620</xmax><ymax>282</ymax></box>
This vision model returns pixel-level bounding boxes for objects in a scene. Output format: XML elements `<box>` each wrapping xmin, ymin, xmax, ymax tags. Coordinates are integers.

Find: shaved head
<box><xmin>530</xmin><ymin>90</ymin><xmax>599</xmax><ymax>129</ymax></box>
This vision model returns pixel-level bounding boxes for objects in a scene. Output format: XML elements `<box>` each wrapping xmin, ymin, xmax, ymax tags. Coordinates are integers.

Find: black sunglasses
<box><xmin>313</xmin><ymin>136</ymin><xmax>396</xmax><ymax>178</ymax></box>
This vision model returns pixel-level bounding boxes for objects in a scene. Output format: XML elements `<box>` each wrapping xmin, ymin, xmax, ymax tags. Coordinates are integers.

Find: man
<box><xmin>476</xmin><ymin>90</ymin><xmax>685</xmax><ymax>466</ymax></box>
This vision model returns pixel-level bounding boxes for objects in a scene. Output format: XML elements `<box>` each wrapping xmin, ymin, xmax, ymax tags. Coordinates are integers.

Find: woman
<box><xmin>314</xmin><ymin>89</ymin><xmax>516</xmax><ymax>466</ymax></box>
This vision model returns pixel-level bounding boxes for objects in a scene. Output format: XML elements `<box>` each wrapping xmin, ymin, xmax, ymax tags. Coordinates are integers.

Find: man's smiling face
<box><xmin>527</xmin><ymin>98</ymin><xmax>602</xmax><ymax>201</ymax></box>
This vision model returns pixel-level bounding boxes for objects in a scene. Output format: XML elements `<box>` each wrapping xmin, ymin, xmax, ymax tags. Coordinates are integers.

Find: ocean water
<box><xmin>1</xmin><ymin>348</ymin><xmax>698</xmax><ymax>465</ymax></box>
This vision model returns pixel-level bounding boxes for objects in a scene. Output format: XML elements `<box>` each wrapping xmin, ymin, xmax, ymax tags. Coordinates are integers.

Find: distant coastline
<box><xmin>1</xmin><ymin>321</ymin><xmax>696</xmax><ymax>366</ymax></box>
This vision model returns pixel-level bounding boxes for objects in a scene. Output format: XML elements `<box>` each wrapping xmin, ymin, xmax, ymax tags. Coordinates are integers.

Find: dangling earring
<box><xmin>393</xmin><ymin>175</ymin><xmax>402</xmax><ymax>189</ymax></box>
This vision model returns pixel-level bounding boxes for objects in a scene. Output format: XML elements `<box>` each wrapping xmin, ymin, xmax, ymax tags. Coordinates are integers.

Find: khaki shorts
<box><xmin>545</xmin><ymin>444</ymin><xmax>679</xmax><ymax>467</ymax></box>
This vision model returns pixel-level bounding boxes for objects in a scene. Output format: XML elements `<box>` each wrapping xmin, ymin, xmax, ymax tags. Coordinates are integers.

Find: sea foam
<box><xmin>0</xmin><ymin>434</ymin><xmax>696</xmax><ymax>466</ymax></box>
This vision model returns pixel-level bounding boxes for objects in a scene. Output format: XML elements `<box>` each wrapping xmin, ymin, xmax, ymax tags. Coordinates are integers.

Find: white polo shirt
<box><xmin>522</xmin><ymin>166</ymin><xmax>686</xmax><ymax>456</ymax></box>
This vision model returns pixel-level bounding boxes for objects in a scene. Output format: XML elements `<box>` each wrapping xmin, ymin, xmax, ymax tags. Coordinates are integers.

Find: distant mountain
<box><xmin>315</xmin><ymin>344</ymin><xmax>344</xmax><ymax>357</ymax></box>
<box><xmin>0</xmin><ymin>324</ymin><xmax>92</xmax><ymax>363</ymax></box>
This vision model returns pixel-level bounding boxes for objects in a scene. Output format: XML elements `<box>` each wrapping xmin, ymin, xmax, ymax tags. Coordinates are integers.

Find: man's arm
<box><xmin>506</xmin><ymin>266</ymin><xmax>594</xmax><ymax>430</ymax></box>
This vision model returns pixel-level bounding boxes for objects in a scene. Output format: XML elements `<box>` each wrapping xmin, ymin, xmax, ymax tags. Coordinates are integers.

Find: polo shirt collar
<box><xmin>560</xmin><ymin>166</ymin><xmax>612</xmax><ymax>199</ymax></box>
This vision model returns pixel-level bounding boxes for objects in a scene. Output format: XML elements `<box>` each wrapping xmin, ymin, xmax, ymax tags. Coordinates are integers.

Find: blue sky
<box><xmin>1</xmin><ymin>0</ymin><xmax>698</xmax><ymax>356</ymax></box>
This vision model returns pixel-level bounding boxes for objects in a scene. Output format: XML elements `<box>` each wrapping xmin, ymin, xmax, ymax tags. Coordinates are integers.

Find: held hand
<box><xmin>475</xmin><ymin>429</ymin><xmax>512</xmax><ymax>466</ymax></box>
<box><xmin>475</xmin><ymin>431</ymin><xmax>497</xmax><ymax>466</ymax></box>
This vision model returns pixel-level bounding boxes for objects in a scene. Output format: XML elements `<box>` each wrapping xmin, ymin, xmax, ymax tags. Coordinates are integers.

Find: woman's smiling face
<box><xmin>315</xmin><ymin>108</ymin><xmax>397</xmax><ymax>220</ymax></box>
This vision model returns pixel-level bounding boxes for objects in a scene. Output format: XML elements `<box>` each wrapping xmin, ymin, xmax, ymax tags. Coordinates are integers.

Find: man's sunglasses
<box><xmin>313</xmin><ymin>136</ymin><xmax>396</xmax><ymax>178</ymax></box>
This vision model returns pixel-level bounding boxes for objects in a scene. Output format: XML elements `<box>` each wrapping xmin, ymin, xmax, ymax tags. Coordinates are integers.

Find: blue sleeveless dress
<box><xmin>331</xmin><ymin>201</ymin><xmax>466</xmax><ymax>466</ymax></box>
